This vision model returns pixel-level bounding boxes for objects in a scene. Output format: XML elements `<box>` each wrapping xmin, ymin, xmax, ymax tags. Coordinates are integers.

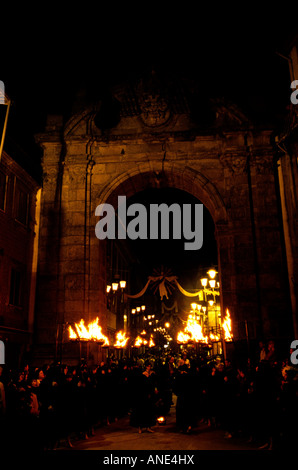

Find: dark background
<box><xmin>1</xmin><ymin>5</ymin><xmax>297</xmax><ymax>286</ymax></box>
<box><xmin>1</xmin><ymin>6</ymin><xmax>296</xmax><ymax>161</ymax></box>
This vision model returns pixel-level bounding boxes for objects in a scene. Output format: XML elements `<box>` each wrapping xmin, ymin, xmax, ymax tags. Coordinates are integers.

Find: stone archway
<box><xmin>97</xmin><ymin>162</ymin><xmax>227</xmax><ymax>222</ymax></box>
<box><xmin>91</xmin><ymin>163</ymin><xmax>228</xmax><ymax>338</ymax></box>
<box><xmin>34</xmin><ymin>72</ymin><xmax>293</xmax><ymax>364</ymax></box>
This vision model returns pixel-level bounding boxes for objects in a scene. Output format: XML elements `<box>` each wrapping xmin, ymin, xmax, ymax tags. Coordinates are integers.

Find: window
<box><xmin>15</xmin><ymin>182</ymin><xmax>28</xmax><ymax>225</ymax></box>
<box><xmin>9</xmin><ymin>267</ymin><xmax>22</xmax><ymax>307</ymax></box>
<box><xmin>0</xmin><ymin>170</ymin><xmax>6</xmax><ymax>210</ymax></box>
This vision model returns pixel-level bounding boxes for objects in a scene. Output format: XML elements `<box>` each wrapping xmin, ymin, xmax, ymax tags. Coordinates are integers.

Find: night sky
<box><xmin>2</xmin><ymin>7</ymin><xmax>296</xmax><ymax>158</ymax></box>
<box><xmin>1</xmin><ymin>6</ymin><xmax>297</xmax><ymax>288</ymax></box>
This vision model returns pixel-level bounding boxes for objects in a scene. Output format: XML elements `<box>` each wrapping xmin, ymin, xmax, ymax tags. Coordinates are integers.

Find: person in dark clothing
<box><xmin>205</xmin><ymin>366</ymin><xmax>222</xmax><ymax>427</ymax></box>
<box><xmin>174</xmin><ymin>365</ymin><xmax>197</xmax><ymax>433</ymax></box>
<box><xmin>96</xmin><ymin>367</ymin><xmax>110</xmax><ymax>425</ymax></box>
<box><xmin>130</xmin><ymin>362</ymin><xmax>157</xmax><ymax>433</ymax></box>
<box><xmin>74</xmin><ymin>377</ymin><xmax>89</xmax><ymax>440</ymax></box>
<box><xmin>56</xmin><ymin>373</ymin><xmax>76</xmax><ymax>447</ymax></box>
<box><xmin>39</xmin><ymin>376</ymin><xmax>60</xmax><ymax>450</ymax></box>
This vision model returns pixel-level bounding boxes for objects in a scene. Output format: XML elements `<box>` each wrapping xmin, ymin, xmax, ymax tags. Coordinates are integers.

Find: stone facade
<box><xmin>0</xmin><ymin>150</ymin><xmax>41</xmax><ymax>366</ymax></box>
<box><xmin>35</xmin><ymin>73</ymin><xmax>294</xmax><ymax>363</ymax></box>
<box><xmin>275</xmin><ymin>33</ymin><xmax>298</xmax><ymax>338</ymax></box>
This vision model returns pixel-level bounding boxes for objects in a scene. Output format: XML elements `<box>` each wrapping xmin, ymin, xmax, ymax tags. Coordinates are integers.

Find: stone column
<box><xmin>248</xmin><ymin>151</ymin><xmax>293</xmax><ymax>339</ymax></box>
<box><xmin>219</xmin><ymin>152</ymin><xmax>262</xmax><ymax>343</ymax></box>
<box><xmin>35</xmin><ymin>138</ymin><xmax>65</xmax><ymax>360</ymax></box>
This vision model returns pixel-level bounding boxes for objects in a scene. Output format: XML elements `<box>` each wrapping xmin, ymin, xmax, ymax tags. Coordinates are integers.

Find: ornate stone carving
<box><xmin>219</xmin><ymin>153</ymin><xmax>247</xmax><ymax>174</ymax></box>
<box><xmin>138</xmin><ymin>91</ymin><xmax>171</xmax><ymax>128</ymax></box>
<box><xmin>42</xmin><ymin>167</ymin><xmax>59</xmax><ymax>185</ymax></box>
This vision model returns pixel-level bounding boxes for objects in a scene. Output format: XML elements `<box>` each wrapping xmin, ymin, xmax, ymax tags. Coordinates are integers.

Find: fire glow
<box><xmin>222</xmin><ymin>309</ymin><xmax>233</xmax><ymax>342</ymax></box>
<box><xmin>68</xmin><ymin>317</ymin><xmax>109</xmax><ymax>345</ymax></box>
<box><xmin>177</xmin><ymin>315</ymin><xmax>208</xmax><ymax>344</ymax></box>
<box><xmin>209</xmin><ymin>333</ymin><xmax>220</xmax><ymax>342</ymax></box>
<box><xmin>114</xmin><ymin>331</ymin><xmax>129</xmax><ymax>348</ymax></box>
<box><xmin>134</xmin><ymin>336</ymin><xmax>148</xmax><ymax>347</ymax></box>
<box><xmin>157</xmin><ymin>416</ymin><xmax>166</xmax><ymax>425</ymax></box>
<box><xmin>177</xmin><ymin>308</ymin><xmax>233</xmax><ymax>344</ymax></box>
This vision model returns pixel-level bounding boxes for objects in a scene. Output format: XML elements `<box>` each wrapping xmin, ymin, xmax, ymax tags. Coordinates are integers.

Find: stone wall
<box><xmin>34</xmin><ymin>78</ymin><xmax>294</xmax><ymax>363</ymax></box>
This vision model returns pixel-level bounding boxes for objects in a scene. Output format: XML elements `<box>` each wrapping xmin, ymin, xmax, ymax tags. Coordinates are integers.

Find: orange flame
<box><xmin>68</xmin><ymin>325</ymin><xmax>78</xmax><ymax>340</ymax></box>
<box><xmin>134</xmin><ymin>335</ymin><xmax>149</xmax><ymax>347</ymax></box>
<box><xmin>149</xmin><ymin>335</ymin><xmax>155</xmax><ymax>347</ymax></box>
<box><xmin>177</xmin><ymin>331</ymin><xmax>191</xmax><ymax>344</ymax></box>
<box><xmin>185</xmin><ymin>316</ymin><xmax>208</xmax><ymax>343</ymax></box>
<box><xmin>177</xmin><ymin>315</ymin><xmax>208</xmax><ymax>344</ymax></box>
<box><xmin>209</xmin><ymin>333</ymin><xmax>220</xmax><ymax>342</ymax></box>
<box><xmin>68</xmin><ymin>317</ymin><xmax>109</xmax><ymax>345</ymax></box>
<box><xmin>157</xmin><ymin>416</ymin><xmax>165</xmax><ymax>423</ymax></box>
<box><xmin>134</xmin><ymin>336</ymin><xmax>143</xmax><ymax>347</ymax></box>
<box><xmin>222</xmin><ymin>309</ymin><xmax>233</xmax><ymax>341</ymax></box>
<box><xmin>114</xmin><ymin>331</ymin><xmax>129</xmax><ymax>348</ymax></box>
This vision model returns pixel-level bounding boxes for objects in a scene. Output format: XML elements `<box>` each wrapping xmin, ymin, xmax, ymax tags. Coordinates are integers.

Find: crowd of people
<box><xmin>0</xmin><ymin>341</ymin><xmax>297</xmax><ymax>451</ymax></box>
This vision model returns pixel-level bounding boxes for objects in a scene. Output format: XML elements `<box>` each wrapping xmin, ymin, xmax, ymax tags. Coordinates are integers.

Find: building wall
<box><xmin>34</xmin><ymin>79</ymin><xmax>294</xmax><ymax>365</ymax></box>
<box><xmin>0</xmin><ymin>150</ymin><xmax>41</xmax><ymax>367</ymax></box>
<box><xmin>276</xmin><ymin>34</ymin><xmax>298</xmax><ymax>338</ymax></box>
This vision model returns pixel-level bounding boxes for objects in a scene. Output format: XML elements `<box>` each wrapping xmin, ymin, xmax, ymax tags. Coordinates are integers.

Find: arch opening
<box><xmin>99</xmin><ymin>171</ymin><xmax>225</xmax><ymax>359</ymax></box>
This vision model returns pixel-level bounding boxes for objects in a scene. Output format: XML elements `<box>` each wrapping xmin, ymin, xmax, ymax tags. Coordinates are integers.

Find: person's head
<box><xmin>31</xmin><ymin>378</ymin><xmax>38</xmax><ymax>388</ymax></box>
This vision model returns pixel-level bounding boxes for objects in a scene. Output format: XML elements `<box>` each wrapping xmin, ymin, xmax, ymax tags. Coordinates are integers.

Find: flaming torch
<box><xmin>134</xmin><ymin>336</ymin><xmax>143</xmax><ymax>348</ymax></box>
<box><xmin>222</xmin><ymin>309</ymin><xmax>233</xmax><ymax>342</ymax></box>
<box><xmin>68</xmin><ymin>317</ymin><xmax>109</xmax><ymax>346</ymax></box>
<box><xmin>221</xmin><ymin>308</ymin><xmax>233</xmax><ymax>360</ymax></box>
<box><xmin>184</xmin><ymin>316</ymin><xmax>208</xmax><ymax>344</ymax></box>
<box><xmin>114</xmin><ymin>331</ymin><xmax>129</xmax><ymax>349</ymax></box>
<box><xmin>209</xmin><ymin>333</ymin><xmax>220</xmax><ymax>342</ymax></box>
<box><xmin>177</xmin><ymin>315</ymin><xmax>208</xmax><ymax>345</ymax></box>
<box><xmin>177</xmin><ymin>331</ymin><xmax>191</xmax><ymax>344</ymax></box>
